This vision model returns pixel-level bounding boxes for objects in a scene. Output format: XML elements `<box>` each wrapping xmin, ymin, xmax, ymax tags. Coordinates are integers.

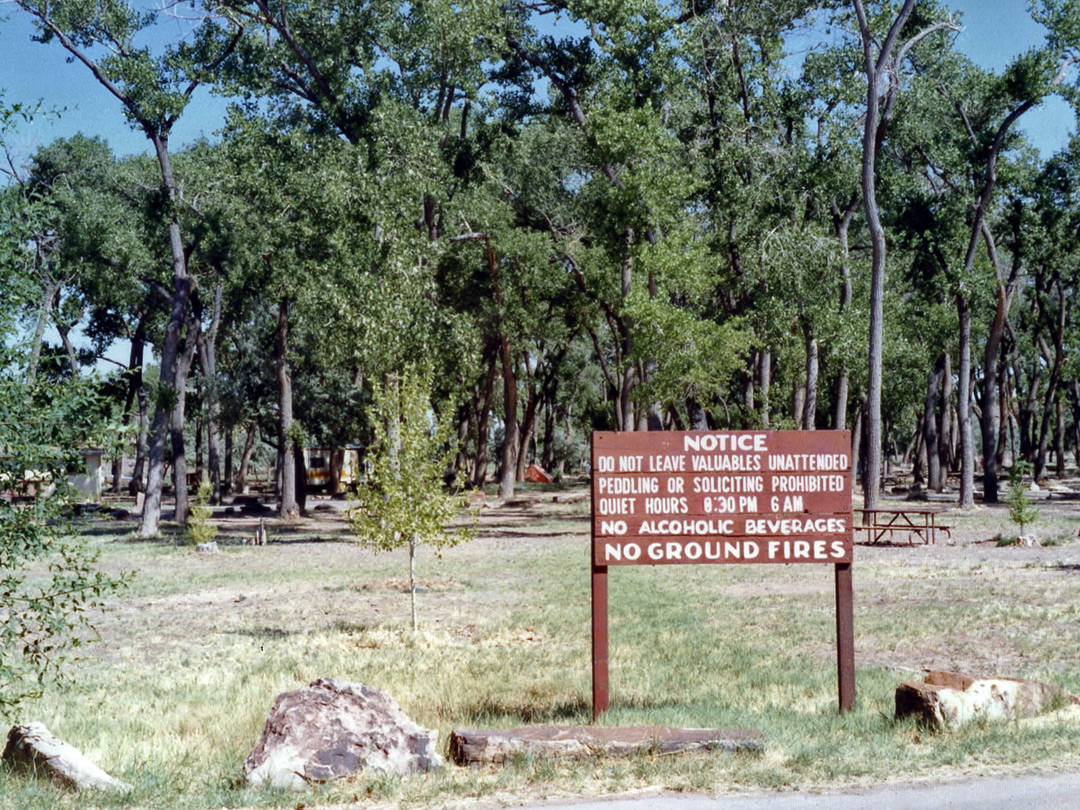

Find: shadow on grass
<box><xmin>461</xmin><ymin>695</ymin><xmax>592</xmax><ymax>726</ymax></box>
<box><xmin>225</xmin><ymin>626</ymin><xmax>295</xmax><ymax>639</ymax></box>
<box><xmin>474</xmin><ymin>529</ymin><xmax>585</xmax><ymax>539</ymax></box>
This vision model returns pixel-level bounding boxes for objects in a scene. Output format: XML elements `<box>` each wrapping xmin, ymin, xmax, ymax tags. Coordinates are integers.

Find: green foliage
<box><xmin>0</xmin><ymin>98</ymin><xmax>127</xmax><ymax>717</ymax></box>
<box><xmin>1006</xmin><ymin>460</ymin><xmax>1040</xmax><ymax>536</ymax></box>
<box><xmin>0</xmin><ymin>366</ymin><xmax>126</xmax><ymax>718</ymax></box>
<box><xmin>348</xmin><ymin>367</ymin><xmax>474</xmax><ymax>629</ymax></box>
<box><xmin>184</xmin><ymin>479</ymin><xmax>218</xmax><ymax>547</ymax></box>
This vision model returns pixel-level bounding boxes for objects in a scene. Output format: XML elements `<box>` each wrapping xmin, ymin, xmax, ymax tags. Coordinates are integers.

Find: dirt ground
<box><xmin>90</xmin><ymin>483</ymin><xmax>1080</xmax><ymax>683</ymax></box>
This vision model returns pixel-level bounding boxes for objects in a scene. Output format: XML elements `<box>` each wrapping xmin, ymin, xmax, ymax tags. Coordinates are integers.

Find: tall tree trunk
<box><xmin>619</xmin><ymin>229</ymin><xmax>635</xmax><ymax>433</ymax></box>
<box><xmin>498</xmin><ymin>336</ymin><xmax>518</xmax><ymax>499</ymax></box>
<box><xmin>1035</xmin><ymin>290</ymin><xmax>1067</xmax><ymax>481</ymax></box>
<box><xmin>912</xmin><ymin>414</ymin><xmax>926</xmax><ymax>485</ymax></box>
<box><xmin>295</xmin><ymin>448</ymin><xmax>308</xmax><ymax>515</ymax></box>
<box><xmin>803</xmin><ymin>328</ymin><xmax>818</xmax><ymax>430</ymax></box>
<box><xmin>939</xmin><ymin>352</ymin><xmax>954</xmax><ymax>477</ymax></box>
<box><xmin>197</xmin><ymin>281</ymin><xmax>224</xmax><ymax>503</ymax></box>
<box><xmin>138</xmin><ymin>133</ymin><xmax>195</xmax><ymax>538</ymax></box>
<box><xmin>1055</xmin><ymin>396</ymin><xmax>1066</xmax><ymax>477</ymax></box>
<box><xmin>1018</xmin><ymin>358</ymin><xmax>1041</xmax><ymax>464</ymax></box>
<box><xmin>744</xmin><ymin>354</ymin><xmax>756</xmax><ymax>427</ymax></box>
<box><xmin>27</xmin><ymin>280</ymin><xmax>60</xmax><ymax>381</ymax></box>
<box><xmin>687</xmin><ymin>398</ymin><xmax>708</xmax><ymax>431</ymax></box>
<box><xmin>1071</xmin><ymin>381</ymin><xmax>1080</xmax><ymax>469</ymax></box>
<box><xmin>541</xmin><ymin>379</ymin><xmax>558</xmax><ymax>472</ymax></box>
<box><xmin>981</xmin><ymin>282</ymin><xmax>1011</xmax><ymax>502</ymax></box>
<box><xmin>759</xmin><ymin>350</ymin><xmax>771</xmax><ymax>428</ymax></box>
<box><xmin>223</xmin><ymin>426</ymin><xmax>234</xmax><ymax>496</ymax></box>
<box><xmin>924</xmin><ymin>353</ymin><xmax>945</xmax><ymax>491</ymax></box>
<box><xmin>170</xmin><ymin>312</ymin><xmax>200</xmax><ymax>525</ymax></box>
<box><xmin>237</xmin><ymin>422</ymin><xmax>258</xmax><ymax>495</ymax></box>
<box><xmin>851</xmin><ymin>399</ymin><xmax>864</xmax><ymax>490</ymax></box>
<box><xmin>853</xmin><ymin>0</ymin><xmax>916</xmax><ymax>511</ymax></box>
<box><xmin>454</xmin><ymin>407</ymin><xmax>471</xmax><ymax>485</ymax></box>
<box><xmin>408</xmin><ymin>536</ymin><xmax>418</xmax><ymax>632</ymax></box>
<box><xmin>195</xmin><ymin>403</ymin><xmax>205</xmax><ymax>482</ymax></box>
<box><xmin>516</xmin><ymin>357</ymin><xmax>539</xmax><ymax>482</ymax></box>
<box><xmin>473</xmin><ymin>343</ymin><xmax>497</xmax><ymax>489</ymax></box>
<box><xmin>792</xmin><ymin>376</ymin><xmax>806</xmax><ymax>430</ymax></box>
<box><xmin>276</xmin><ymin>296</ymin><xmax>299</xmax><ymax>520</ymax></box>
<box><xmin>130</xmin><ymin>383</ymin><xmax>148</xmax><ymax>497</ymax></box>
<box><xmin>112</xmin><ymin>318</ymin><xmax>146</xmax><ymax>494</ymax></box>
<box><xmin>956</xmin><ymin>293</ymin><xmax>975</xmax><ymax>507</ymax></box>
<box><xmin>832</xmin><ymin>195</ymin><xmax>857</xmax><ymax>430</ymax></box>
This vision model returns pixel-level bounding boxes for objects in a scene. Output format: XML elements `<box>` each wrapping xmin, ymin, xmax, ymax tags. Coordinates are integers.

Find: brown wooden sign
<box><xmin>589</xmin><ymin>430</ymin><xmax>856</xmax><ymax>719</ymax></box>
<box><xmin>592</xmin><ymin>430</ymin><xmax>853</xmax><ymax>565</ymax></box>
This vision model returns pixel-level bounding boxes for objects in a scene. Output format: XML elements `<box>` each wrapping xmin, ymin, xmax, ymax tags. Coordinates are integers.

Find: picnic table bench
<box><xmin>856</xmin><ymin>508</ymin><xmax>951</xmax><ymax>546</ymax></box>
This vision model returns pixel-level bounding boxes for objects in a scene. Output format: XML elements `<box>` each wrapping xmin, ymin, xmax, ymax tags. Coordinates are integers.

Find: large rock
<box><xmin>449</xmin><ymin>725</ymin><xmax>764</xmax><ymax>766</ymax></box>
<box><xmin>896</xmin><ymin>670</ymin><xmax>1079</xmax><ymax>730</ymax></box>
<box><xmin>244</xmin><ymin>678</ymin><xmax>443</xmax><ymax>790</ymax></box>
<box><xmin>3</xmin><ymin>723</ymin><xmax>131</xmax><ymax>792</ymax></box>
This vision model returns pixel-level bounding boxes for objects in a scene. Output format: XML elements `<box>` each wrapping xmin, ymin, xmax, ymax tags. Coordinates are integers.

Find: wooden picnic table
<box><xmin>856</xmin><ymin>508</ymin><xmax>952</xmax><ymax>545</ymax></box>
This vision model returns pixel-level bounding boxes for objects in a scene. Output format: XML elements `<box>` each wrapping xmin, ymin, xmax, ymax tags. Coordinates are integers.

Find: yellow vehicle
<box><xmin>304</xmin><ymin>447</ymin><xmax>366</xmax><ymax>492</ymax></box>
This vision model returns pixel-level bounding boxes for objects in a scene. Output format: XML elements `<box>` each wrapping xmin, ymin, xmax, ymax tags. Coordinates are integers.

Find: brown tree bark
<box><xmin>112</xmin><ymin>317</ymin><xmax>146</xmax><ymax>494</ymax></box>
<box><xmin>1035</xmin><ymin>285</ymin><xmax>1067</xmax><ymax>481</ymax></box>
<box><xmin>237</xmin><ymin>422</ymin><xmax>258</xmax><ymax>494</ymax></box>
<box><xmin>923</xmin><ymin>353</ymin><xmax>946</xmax><ymax>491</ymax></box>
<box><xmin>497</xmin><ymin>334</ymin><xmax>518</xmax><ymax>500</ymax></box>
<box><xmin>803</xmin><ymin>328</ymin><xmax>818</xmax><ymax>430</ymax></box>
<box><xmin>169</xmin><ymin>309</ymin><xmax>200</xmax><ymax>525</ymax></box>
<box><xmin>472</xmin><ymin>342</ymin><xmax>498</xmax><ymax>489</ymax></box>
<box><xmin>956</xmin><ymin>292</ymin><xmax>975</xmax><ymax>507</ymax></box>
<box><xmin>196</xmin><ymin>281</ymin><xmax>224</xmax><ymax>503</ymax></box>
<box><xmin>939</xmin><ymin>352</ymin><xmax>955</xmax><ymax>476</ymax></box>
<box><xmin>276</xmin><ymin>296</ymin><xmax>299</xmax><ymax>520</ymax></box>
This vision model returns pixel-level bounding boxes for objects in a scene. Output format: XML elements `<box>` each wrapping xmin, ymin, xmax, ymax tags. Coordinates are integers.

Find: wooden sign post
<box><xmin>590</xmin><ymin>430</ymin><xmax>855</xmax><ymax>719</ymax></box>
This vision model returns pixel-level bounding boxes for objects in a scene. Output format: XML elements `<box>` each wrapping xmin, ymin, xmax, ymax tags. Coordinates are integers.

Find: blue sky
<box><xmin>1</xmin><ymin>1</ymin><xmax>1075</xmax><ymax>164</ymax></box>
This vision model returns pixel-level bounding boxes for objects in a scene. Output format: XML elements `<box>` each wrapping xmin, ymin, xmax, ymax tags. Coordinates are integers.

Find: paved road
<box><xmin>518</xmin><ymin>772</ymin><xmax>1080</xmax><ymax>810</ymax></box>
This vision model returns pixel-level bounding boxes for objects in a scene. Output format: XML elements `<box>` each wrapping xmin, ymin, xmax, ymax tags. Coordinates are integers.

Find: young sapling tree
<box><xmin>1006</xmin><ymin>460</ymin><xmax>1040</xmax><ymax>540</ymax></box>
<box><xmin>348</xmin><ymin>367</ymin><xmax>473</xmax><ymax>631</ymax></box>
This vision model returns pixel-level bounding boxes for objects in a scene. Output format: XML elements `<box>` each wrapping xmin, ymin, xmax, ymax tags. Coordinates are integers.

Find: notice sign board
<box><xmin>592</xmin><ymin>430</ymin><xmax>853</xmax><ymax>566</ymax></box>
<box><xmin>589</xmin><ymin>430</ymin><xmax>855</xmax><ymax>719</ymax></box>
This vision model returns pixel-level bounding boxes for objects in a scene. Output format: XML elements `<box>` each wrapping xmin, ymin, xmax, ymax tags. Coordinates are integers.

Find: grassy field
<box><xmin>2</xmin><ymin>485</ymin><xmax>1080</xmax><ymax>809</ymax></box>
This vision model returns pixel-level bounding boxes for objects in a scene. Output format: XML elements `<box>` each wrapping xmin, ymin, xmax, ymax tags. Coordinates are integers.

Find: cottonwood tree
<box><xmin>851</xmin><ymin>0</ymin><xmax>958</xmax><ymax>509</ymax></box>
<box><xmin>11</xmin><ymin>0</ymin><xmax>243</xmax><ymax>532</ymax></box>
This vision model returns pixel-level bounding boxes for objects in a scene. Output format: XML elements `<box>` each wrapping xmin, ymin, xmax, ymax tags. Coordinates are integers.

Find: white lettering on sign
<box><xmin>639</xmin><ymin>518</ymin><xmax>735</xmax><ymax>535</ymax></box>
<box><xmin>683</xmin><ymin>433</ymin><xmax>768</xmax><ymax>453</ymax></box>
<box><xmin>643</xmin><ymin>497</ymin><xmax>689</xmax><ymax>515</ymax></box>
<box><xmin>690</xmin><ymin>455</ymin><xmax>762</xmax><ymax>472</ymax></box>
<box><xmin>647</xmin><ymin>454</ymin><xmax>686</xmax><ymax>472</ymax></box>
<box><xmin>745</xmin><ymin>517</ymin><xmax>847</xmax><ymax>535</ymax></box>
<box><xmin>597</xmin><ymin>477</ymin><xmax>659</xmax><ymax>494</ymax></box>
<box><xmin>773</xmin><ymin>474</ymin><xmax>846</xmax><ymax>492</ymax></box>
<box><xmin>692</xmin><ymin>475</ymin><xmax>764</xmax><ymax>493</ymax></box>
<box><xmin>602</xmin><ymin>538</ymin><xmax>845</xmax><ymax>563</ymax></box>
<box><xmin>767</xmin><ymin>454</ymin><xmax>849</xmax><ymax>471</ymax></box>
<box><xmin>597</xmin><ymin>497</ymin><xmax>637</xmax><ymax>515</ymax></box>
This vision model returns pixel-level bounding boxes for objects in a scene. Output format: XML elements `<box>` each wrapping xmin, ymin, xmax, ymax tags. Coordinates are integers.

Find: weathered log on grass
<box><xmin>450</xmin><ymin>725</ymin><xmax>764</xmax><ymax>766</ymax></box>
<box><xmin>3</xmin><ymin>723</ymin><xmax>131</xmax><ymax>792</ymax></box>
